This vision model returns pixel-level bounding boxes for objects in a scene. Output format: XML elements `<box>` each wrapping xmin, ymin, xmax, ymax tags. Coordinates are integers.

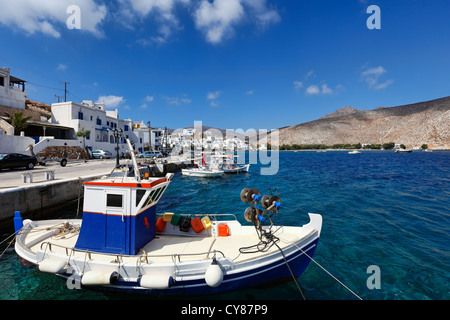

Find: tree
<box><xmin>382</xmin><ymin>142</ymin><xmax>395</xmax><ymax>150</ymax></box>
<box><xmin>75</xmin><ymin>127</ymin><xmax>91</xmax><ymax>158</ymax></box>
<box><xmin>400</xmin><ymin>144</ymin><xmax>406</xmax><ymax>149</ymax></box>
<box><xmin>4</xmin><ymin>112</ymin><xmax>32</xmax><ymax>135</ymax></box>
<box><xmin>421</xmin><ymin>144</ymin><xmax>428</xmax><ymax>150</ymax></box>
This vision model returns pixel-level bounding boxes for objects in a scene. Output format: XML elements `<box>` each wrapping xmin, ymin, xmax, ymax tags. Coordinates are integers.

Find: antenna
<box><xmin>60</xmin><ymin>82</ymin><xmax>70</xmax><ymax>102</ymax></box>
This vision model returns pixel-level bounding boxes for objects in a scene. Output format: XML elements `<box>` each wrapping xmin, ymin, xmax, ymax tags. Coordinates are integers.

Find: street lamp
<box><xmin>113</xmin><ymin>128</ymin><xmax>123</xmax><ymax>166</ymax></box>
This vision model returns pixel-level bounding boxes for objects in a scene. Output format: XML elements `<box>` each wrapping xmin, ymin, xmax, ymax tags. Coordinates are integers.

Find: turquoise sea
<box><xmin>1</xmin><ymin>150</ymin><xmax>449</xmax><ymax>300</ymax></box>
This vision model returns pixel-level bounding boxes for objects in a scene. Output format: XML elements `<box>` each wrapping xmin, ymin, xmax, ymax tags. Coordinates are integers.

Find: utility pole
<box><xmin>147</xmin><ymin>121</ymin><xmax>151</xmax><ymax>151</ymax></box>
<box><xmin>60</xmin><ymin>82</ymin><xmax>70</xmax><ymax>102</ymax></box>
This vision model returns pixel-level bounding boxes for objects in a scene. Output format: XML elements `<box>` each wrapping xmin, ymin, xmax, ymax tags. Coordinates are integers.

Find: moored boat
<box><xmin>221</xmin><ymin>154</ymin><xmax>250</xmax><ymax>173</ymax></box>
<box><xmin>14</xmin><ymin>141</ymin><xmax>322</xmax><ymax>295</ymax></box>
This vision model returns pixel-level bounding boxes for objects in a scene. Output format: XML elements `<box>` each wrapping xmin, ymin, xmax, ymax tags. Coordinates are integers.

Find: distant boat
<box><xmin>182</xmin><ymin>153</ymin><xmax>224</xmax><ymax>178</ymax></box>
<box><xmin>395</xmin><ymin>149</ymin><xmax>412</xmax><ymax>153</ymax></box>
<box><xmin>348</xmin><ymin>150</ymin><xmax>361</xmax><ymax>154</ymax></box>
<box><xmin>221</xmin><ymin>154</ymin><xmax>250</xmax><ymax>173</ymax></box>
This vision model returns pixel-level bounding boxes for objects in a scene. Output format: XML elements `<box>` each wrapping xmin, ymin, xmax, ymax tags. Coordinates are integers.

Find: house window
<box><xmin>124</xmin><ymin>125</ymin><xmax>129</xmax><ymax>131</ymax></box>
<box><xmin>78</xmin><ymin>112</ymin><xmax>83</xmax><ymax>120</ymax></box>
<box><xmin>107</xmin><ymin>194</ymin><xmax>123</xmax><ymax>208</ymax></box>
<box><xmin>107</xmin><ymin>121</ymin><xmax>110</xmax><ymax>126</ymax></box>
<box><xmin>96</xmin><ymin>118</ymin><xmax>102</xmax><ymax>125</ymax></box>
<box><xmin>0</xmin><ymin>76</ymin><xmax>4</xmax><ymax>86</ymax></box>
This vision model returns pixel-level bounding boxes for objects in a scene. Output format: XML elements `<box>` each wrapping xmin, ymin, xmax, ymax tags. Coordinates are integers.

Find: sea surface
<box><xmin>1</xmin><ymin>150</ymin><xmax>449</xmax><ymax>300</ymax></box>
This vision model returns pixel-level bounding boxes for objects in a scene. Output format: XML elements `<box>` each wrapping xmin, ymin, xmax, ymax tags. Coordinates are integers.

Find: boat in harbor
<box><xmin>13</xmin><ymin>140</ymin><xmax>322</xmax><ymax>295</ymax></box>
<box><xmin>220</xmin><ymin>154</ymin><xmax>250</xmax><ymax>173</ymax></box>
<box><xmin>181</xmin><ymin>153</ymin><xmax>224</xmax><ymax>177</ymax></box>
<box><xmin>348</xmin><ymin>150</ymin><xmax>361</xmax><ymax>154</ymax></box>
<box><xmin>395</xmin><ymin>149</ymin><xmax>413</xmax><ymax>153</ymax></box>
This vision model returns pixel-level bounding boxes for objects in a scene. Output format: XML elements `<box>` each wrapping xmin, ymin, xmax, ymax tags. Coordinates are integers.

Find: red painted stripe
<box><xmin>84</xmin><ymin>178</ymin><xmax>168</xmax><ymax>188</ymax></box>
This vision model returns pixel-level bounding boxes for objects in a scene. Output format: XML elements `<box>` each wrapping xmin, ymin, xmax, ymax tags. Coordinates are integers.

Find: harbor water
<box><xmin>0</xmin><ymin>150</ymin><xmax>449</xmax><ymax>300</ymax></box>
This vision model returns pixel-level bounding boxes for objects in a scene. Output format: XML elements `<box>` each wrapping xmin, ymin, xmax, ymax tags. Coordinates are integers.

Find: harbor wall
<box><xmin>0</xmin><ymin>174</ymin><xmax>104</xmax><ymax>227</ymax></box>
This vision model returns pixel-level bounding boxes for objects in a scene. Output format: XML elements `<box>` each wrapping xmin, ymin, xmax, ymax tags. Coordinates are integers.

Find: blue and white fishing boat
<box><xmin>14</xmin><ymin>140</ymin><xmax>322</xmax><ymax>295</ymax></box>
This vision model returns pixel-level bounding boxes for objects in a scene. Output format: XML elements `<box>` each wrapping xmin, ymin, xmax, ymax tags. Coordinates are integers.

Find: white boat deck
<box><xmin>21</xmin><ymin>219</ymin><xmax>316</xmax><ymax>266</ymax></box>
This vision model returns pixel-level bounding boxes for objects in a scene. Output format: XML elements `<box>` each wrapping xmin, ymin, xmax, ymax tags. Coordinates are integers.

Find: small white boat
<box><xmin>221</xmin><ymin>154</ymin><xmax>250</xmax><ymax>173</ymax></box>
<box><xmin>395</xmin><ymin>149</ymin><xmax>412</xmax><ymax>153</ymax></box>
<box><xmin>182</xmin><ymin>153</ymin><xmax>224</xmax><ymax>177</ymax></box>
<box><xmin>348</xmin><ymin>150</ymin><xmax>361</xmax><ymax>154</ymax></box>
<box><xmin>13</xmin><ymin>141</ymin><xmax>322</xmax><ymax>296</ymax></box>
<box><xmin>181</xmin><ymin>166</ymin><xmax>224</xmax><ymax>177</ymax></box>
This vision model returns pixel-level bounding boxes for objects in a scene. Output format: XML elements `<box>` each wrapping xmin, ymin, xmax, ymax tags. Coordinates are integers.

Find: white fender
<box><xmin>205</xmin><ymin>259</ymin><xmax>224</xmax><ymax>288</ymax></box>
<box><xmin>38</xmin><ymin>259</ymin><xmax>67</xmax><ymax>274</ymax></box>
<box><xmin>139</xmin><ymin>274</ymin><xmax>174</xmax><ymax>289</ymax></box>
<box><xmin>81</xmin><ymin>270</ymin><xmax>119</xmax><ymax>286</ymax></box>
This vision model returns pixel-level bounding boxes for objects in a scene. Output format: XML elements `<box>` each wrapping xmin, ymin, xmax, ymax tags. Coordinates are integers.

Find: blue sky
<box><xmin>1</xmin><ymin>0</ymin><xmax>449</xmax><ymax>131</ymax></box>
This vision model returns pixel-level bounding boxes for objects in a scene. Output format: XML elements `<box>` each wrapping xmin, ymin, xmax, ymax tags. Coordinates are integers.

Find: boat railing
<box><xmin>39</xmin><ymin>240</ymin><xmax>226</xmax><ymax>271</ymax></box>
<box><xmin>156</xmin><ymin>212</ymin><xmax>238</xmax><ymax>221</ymax></box>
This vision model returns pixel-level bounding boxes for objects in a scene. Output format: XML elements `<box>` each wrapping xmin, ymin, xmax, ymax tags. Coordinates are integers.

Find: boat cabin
<box><xmin>75</xmin><ymin>173</ymin><xmax>172</xmax><ymax>255</ymax></box>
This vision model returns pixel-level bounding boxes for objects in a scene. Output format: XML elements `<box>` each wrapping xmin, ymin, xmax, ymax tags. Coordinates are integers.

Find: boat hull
<box><xmin>222</xmin><ymin>164</ymin><xmax>250</xmax><ymax>173</ymax></box>
<box><xmin>15</xmin><ymin>214</ymin><xmax>322</xmax><ymax>296</ymax></box>
<box><xmin>55</xmin><ymin>238</ymin><xmax>318</xmax><ymax>295</ymax></box>
<box><xmin>181</xmin><ymin>169</ymin><xmax>224</xmax><ymax>177</ymax></box>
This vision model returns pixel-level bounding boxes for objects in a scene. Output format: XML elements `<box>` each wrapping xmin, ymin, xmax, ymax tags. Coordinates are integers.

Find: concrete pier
<box><xmin>0</xmin><ymin>159</ymin><xmax>115</xmax><ymax>226</ymax></box>
<box><xmin>0</xmin><ymin>157</ymin><xmax>191</xmax><ymax>226</ymax></box>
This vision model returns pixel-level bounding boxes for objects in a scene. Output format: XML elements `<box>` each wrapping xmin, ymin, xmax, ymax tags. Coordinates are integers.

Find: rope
<box><xmin>285</xmin><ymin>238</ymin><xmax>363</xmax><ymax>300</ymax></box>
<box><xmin>273</xmin><ymin>241</ymin><xmax>306</xmax><ymax>300</ymax></box>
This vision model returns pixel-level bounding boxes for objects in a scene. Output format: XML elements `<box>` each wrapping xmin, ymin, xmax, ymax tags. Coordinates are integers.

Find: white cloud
<box><xmin>119</xmin><ymin>0</ymin><xmax>189</xmax><ymax>45</ymax></box>
<box><xmin>321</xmin><ymin>84</ymin><xmax>333</xmax><ymax>94</ymax></box>
<box><xmin>293</xmin><ymin>81</ymin><xmax>303</xmax><ymax>90</ymax></box>
<box><xmin>206</xmin><ymin>90</ymin><xmax>222</xmax><ymax>106</ymax></box>
<box><xmin>0</xmin><ymin>0</ymin><xmax>107</xmax><ymax>38</ymax></box>
<box><xmin>145</xmin><ymin>95</ymin><xmax>155</xmax><ymax>102</ymax></box>
<box><xmin>245</xmin><ymin>90</ymin><xmax>254</xmax><ymax>95</ymax></box>
<box><xmin>166</xmin><ymin>94</ymin><xmax>192</xmax><ymax>105</ymax></box>
<box><xmin>96</xmin><ymin>95</ymin><xmax>125</xmax><ymax>108</ymax></box>
<box><xmin>305</xmin><ymin>83</ymin><xmax>334</xmax><ymax>95</ymax></box>
<box><xmin>57</xmin><ymin>63</ymin><xmax>67</xmax><ymax>71</ymax></box>
<box><xmin>207</xmin><ymin>90</ymin><xmax>222</xmax><ymax>100</ymax></box>
<box><xmin>194</xmin><ymin>0</ymin><xmax>280</xmax><ymax>44</ymax></box>
<box><xmin>306</xmin><ymin>85</ymin><xmax>320</xmax><ymax>95</ymax></box>
<box><xmin>361</xmin><ymin>65</ymin><xmax>394</xmax><ymax>90</ymax></box>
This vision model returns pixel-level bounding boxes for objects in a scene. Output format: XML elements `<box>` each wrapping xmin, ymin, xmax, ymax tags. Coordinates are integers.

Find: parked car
<box><xmin>137</xmin><ymin>151</ymin><xmax>163</xmax><ymax>158</ymax></box>
<box><xmin>92</xmin><ymin>150</ymin><xmax>112</xmax><ymax>159</ymax></box>
<box><xmin>0</xmin><ymin>153</ymin><xmax>38</xmax><ymax>170</ymax></box>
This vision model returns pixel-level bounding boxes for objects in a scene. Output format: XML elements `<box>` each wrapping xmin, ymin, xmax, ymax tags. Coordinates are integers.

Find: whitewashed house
<box><xmin>0</xmin><ymin>67</ymin><xmax>27</xmax><ymax>109</ymax></box>
<box><xmin>51</xmin><ymin>100</ymin><xmax>145</xmax><ymax>156</ymax></box>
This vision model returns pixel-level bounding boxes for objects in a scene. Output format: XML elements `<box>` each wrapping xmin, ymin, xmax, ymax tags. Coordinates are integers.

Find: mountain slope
<box><xmin>276</xmin><ymin>96</ymin><xmax>450</xmax><ymax>148</ymax></box>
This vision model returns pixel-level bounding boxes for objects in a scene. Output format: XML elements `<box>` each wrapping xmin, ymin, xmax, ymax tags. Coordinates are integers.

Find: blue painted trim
<box><xmin>75</xmin><ymin>206</ymin><xmax>156</xmax><ymax>255</ymax></box>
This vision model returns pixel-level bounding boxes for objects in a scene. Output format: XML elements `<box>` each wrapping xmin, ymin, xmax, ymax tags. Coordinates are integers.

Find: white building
<box><xmin>133</xmin><ymin>121</ymin><xmax>167</xmax><ymax>151</ymax></box>
<box><xmin>51</xmin><ymin>100</ymin><xmax>145</xmax><ymax>155</ymax></box>
<box><xmin>0</xmin><ymin>67</ymin><xmax>27</xmax><ymax>109</ymax></box>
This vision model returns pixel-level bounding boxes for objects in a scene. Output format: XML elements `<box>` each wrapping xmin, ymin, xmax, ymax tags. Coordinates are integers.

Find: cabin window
<box><xmin>143</xmin><ymin>189</ymin><xmax>156</xmax><ymax>208</ymax></box>
<box><xmin>154</xmin><ymin>186</ymin><xmax>167</xmax><ymax>202</ymax></box>
<box><xmin>107</xmin><ymin>194</ymin><xmax>123</xmax><ymax>208</ymax></box>
<box><xmin>136</xmin><ymin>190</ymin><xmax>146</xmax><ymax>207</ymax></box>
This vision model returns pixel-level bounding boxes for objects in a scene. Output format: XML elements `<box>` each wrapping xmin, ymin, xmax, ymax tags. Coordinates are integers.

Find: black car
<box><xmin>0</xmin><ymin>153</ymin><xmax>38</xmax><ymax>170</ymax></box>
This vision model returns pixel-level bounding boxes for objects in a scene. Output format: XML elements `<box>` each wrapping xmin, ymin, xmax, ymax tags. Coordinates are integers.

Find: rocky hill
<box><xmin>272</xmin><ymin>96</ymin><xmax>450</xmax><ymax>149</ymax></box>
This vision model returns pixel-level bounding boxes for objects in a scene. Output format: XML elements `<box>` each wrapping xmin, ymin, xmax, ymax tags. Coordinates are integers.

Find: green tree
<box><xmin>421</xmin><ymin>144</ymin><xmax>428</xmax><ymax>150</ymax></box>
<box><xmin>4</xmin><ymin>112</ymin><xmax>32</xmax><ymax>135</ymax></box>
<box><xmin>382</xmin><ymin>142</ymin><xmax>395</xmax><ymax>150</ymax></box>
<box><xmin>75</xmin><ymin>127</ymin><xmax>91</xmax><ymax>158</ymax></box>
